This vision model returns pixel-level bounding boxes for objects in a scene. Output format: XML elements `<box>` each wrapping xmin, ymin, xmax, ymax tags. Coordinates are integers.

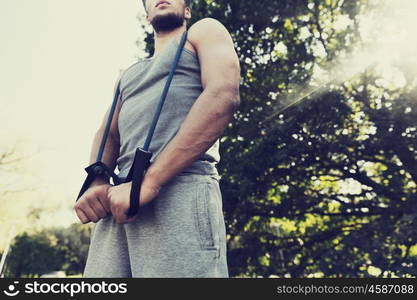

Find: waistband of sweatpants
<box><xmin>118</xmin><ymin>161</ymin><xmax>221</xmax><ymax>185</ymax></box>
<box><xmin>167</xmin><ymin>173</ymin><xmax>221</xmax><ymax>184</ymax></box>
<box><xmin>118</xmin><ymin>173</ymin><xmax>221</xmax><ymax>186</ymax></box>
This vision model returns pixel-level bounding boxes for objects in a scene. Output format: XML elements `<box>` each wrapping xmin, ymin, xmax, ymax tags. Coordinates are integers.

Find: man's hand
<box><xmin>74</xmin><ymin>183</ymin><xmax>112</xmax><ymax>224</ymax></box>
<box><xmin>107</xmin><ymin>180</ymin><xmax>161</xmax><ymax>224</ymax></box>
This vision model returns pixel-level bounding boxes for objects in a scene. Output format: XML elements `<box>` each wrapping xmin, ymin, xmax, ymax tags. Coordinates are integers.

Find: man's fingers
<box><xmin>81</xmin><ymin>204</ymin><xmax>100</xmax><ymax>223</ymax></box>
<box><xmin>125</xmin><ymin>213</ymin><xmax>138</xmax><ymax>224</ymax></box>
<box><xmin>114</xmin><ymin>206</ymin><xmax>127</xmax><ymax>225</ymax></box>
<box><xmin>116</xmin><ymin>207</ymin><xmax>138</xmax><ymax>225</ymax></box>
<box><xmin>90</xmin><ymin>197</ymin><xmax>108</xmax><ymax>218</ymax></box>
<box><xmin>74</xmin><ymin>185</ymin><xmax>113</xmax><ymax>224</ymax></box>
<box><xmin>95</xmin><ymin>185</ymin><xmax>112</xmax><ymax>213</ymax></box>
<box><xmin>75</xmin><ymin>207</ymin><xmax>90</xmax><ymax>224</ymax></box>
<box><xmin>112</xmin><ymin>204</ymin><xmax>123</xmax><ymax>224</ymax></box>
<box><xmin>98</xmin><ymin>195</ymin><xmax>111</xmax><ymax>213</ymax></box>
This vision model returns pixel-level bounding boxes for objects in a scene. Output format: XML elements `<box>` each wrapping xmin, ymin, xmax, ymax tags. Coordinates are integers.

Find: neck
<box><xmin>153</xmin><ymin>24</ymin><xmax>187</xmax><ymax>57</ymax></box>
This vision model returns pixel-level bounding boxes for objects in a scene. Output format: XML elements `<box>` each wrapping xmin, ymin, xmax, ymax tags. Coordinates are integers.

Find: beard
<box><xmin>150</xmin><ymin>11</ymin><xmax>185</xmax><ymax>33</ymax></box>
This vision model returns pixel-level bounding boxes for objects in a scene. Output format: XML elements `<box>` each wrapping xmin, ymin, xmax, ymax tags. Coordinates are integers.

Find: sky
<box><xmin>0</xmin><ymin>0</ymin><xmax>148</xmax><ymax>240</ymax></box>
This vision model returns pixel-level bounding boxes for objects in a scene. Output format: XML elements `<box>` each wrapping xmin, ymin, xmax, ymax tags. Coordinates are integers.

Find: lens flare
<box><xmin>262</xmin><ymin>0</ymin><xmax>417</xmax><ymax>123</ymax></box>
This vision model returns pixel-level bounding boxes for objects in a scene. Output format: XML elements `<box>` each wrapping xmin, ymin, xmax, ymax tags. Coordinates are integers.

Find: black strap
<box><xmin>143</xmin><ymin>30</ymin><xmax>188</xmax><ymax>150</ymax></box>
<box><xmin>96</xmin><ymin>81</ymin><xmax>121</xmax><ymax>162</ymax></box>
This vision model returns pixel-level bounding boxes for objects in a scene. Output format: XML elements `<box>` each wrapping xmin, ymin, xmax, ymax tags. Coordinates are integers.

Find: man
<box><xmin>75</xmin><ymin>0</ymin><xmax>240</xmax><ymax>278</ymax></box>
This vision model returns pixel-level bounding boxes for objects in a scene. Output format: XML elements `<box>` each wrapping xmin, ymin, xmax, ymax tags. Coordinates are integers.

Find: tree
<box><xmin>138</xmin><ymin>0</ymin><xmax>417</xmax><ymax>277</ymax></box>
<box><xmin>49</xmin><ymin>223</ymin><xmax>92</xmax><ymax>275</ymax></box>
<box><xmin>3</xmin><ymin>224</ymin><xmax>92</xmax><ymax>277</ymax></box>
<box><xmin>4</xmin><ymin>232</ymin><xmax>64</xmax><ymax>277</ymax></box>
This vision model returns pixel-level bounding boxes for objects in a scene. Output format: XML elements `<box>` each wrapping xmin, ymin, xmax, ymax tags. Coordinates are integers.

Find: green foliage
<box><xmin>3</xmin><ymin>224</ymin><xmax>92</xmax><ymax>277</ymax></box>
<box><xmin>142</xmin><ymin>0</ymin><xmax>417</xmax><ymax>278</ymax></box>
<box><xmin>4</xmin><ymin>232</ymin><xmax>64</xmax><ymax>277</ymax></box>
<box><xmin>48</xmin><ymin>224</ymin><xmax>92</xmax><ymax>275</ymax></box>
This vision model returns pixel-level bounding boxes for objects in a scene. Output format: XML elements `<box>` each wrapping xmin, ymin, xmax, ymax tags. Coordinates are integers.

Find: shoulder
<box><xmin>189</xmin><ymin>17</ymin><xmax>228</xmax><ymax>34</ymax></box>
<box><xmin>122</xmin><ymin>60</ymin><xmax>142</xmax><ymax>76</ymax></box>
<box><xmin>119</xmin><ymin>60</ymin><xmax>143</xmax><ymax>85</ymax></box>
<box><xmin>187</xmin><ymin>18</ymin><xmax>233</xmax><ymax>46</ymax></box>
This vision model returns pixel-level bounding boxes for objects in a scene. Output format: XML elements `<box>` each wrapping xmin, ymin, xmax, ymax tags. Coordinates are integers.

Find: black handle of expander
<box><xmin>76</xmin><ymin>161</ymin><xmax>122</xmax><ymax>201</ymax></box>
<box><xmin>124</xmin><ymin>147</ymin><xmax>152</xmax><ymax>217</ymax></box>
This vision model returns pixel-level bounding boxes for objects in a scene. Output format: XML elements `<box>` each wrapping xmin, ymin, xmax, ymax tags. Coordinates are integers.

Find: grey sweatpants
<box><xmin>83</xmin><ymin>173</ymin><xmax>229</xmax><ymax>278</ymax></box>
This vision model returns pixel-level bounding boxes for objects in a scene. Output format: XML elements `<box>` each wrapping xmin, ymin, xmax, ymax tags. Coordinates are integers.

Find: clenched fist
<box><xmin>107</xmin><ymin>180</ymin><xmax>161</xmax><ymax>225</ymax></box>
<box><xmin>74</xmin><ymin>182</ymin><xmax>112</xmax><ymax>224</ymax></box>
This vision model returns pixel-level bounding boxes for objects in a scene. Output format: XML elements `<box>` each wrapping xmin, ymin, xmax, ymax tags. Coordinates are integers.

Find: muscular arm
<box><xmin>142</xmin><ymin>18</ymin><xmax>241</xmax><ymax>188</ymax></box>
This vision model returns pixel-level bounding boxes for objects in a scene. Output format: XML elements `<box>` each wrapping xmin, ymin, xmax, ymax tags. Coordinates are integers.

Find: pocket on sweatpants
<box><xmin>193</xmin><ymin>181</ymin><xmax>220</xmax><ymax>251</ymax></box>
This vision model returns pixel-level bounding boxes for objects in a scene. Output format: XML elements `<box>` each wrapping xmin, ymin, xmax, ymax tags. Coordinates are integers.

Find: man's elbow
<box><xmin>232</xmin><ymin>88</ymin><xmax>241</xmax><ymax>110</ymax></box>
<box><xmin>224</xmin><ymin>85</ymin><xmax>240</xmax><ymax>112</ymax></box>
<box><xmin>95</xmin><ymin>128</ymin><xmax>120</xmax><ymax>145</ymax></box>
<box><xmin>227</xmin><ymin>62</ymin><xmax>241</xmax><ymax>111</ymax></box>
<box><xmin>206</xmin><ymin>83</ymin><xmax>240</xmax><ymax>112</ymax></box>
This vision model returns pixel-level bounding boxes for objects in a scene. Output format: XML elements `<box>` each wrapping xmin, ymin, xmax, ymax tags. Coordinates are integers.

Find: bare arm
<box><xmin>142</xmin><ymin>18</ymin><xmax>241</xmax><ymax>188</ymax></box>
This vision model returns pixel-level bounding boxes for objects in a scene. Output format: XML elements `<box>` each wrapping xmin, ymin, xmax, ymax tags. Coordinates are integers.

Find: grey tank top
<box><xmin>116</xmin><ymin>36</ymin><xmax>221</xmax><ymax>180</ymax></box>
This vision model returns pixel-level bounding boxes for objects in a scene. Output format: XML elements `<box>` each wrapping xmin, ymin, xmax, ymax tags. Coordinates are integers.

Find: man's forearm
<box><xmin>89</xmin><ymin>131</ymin><xmax>120</xmax><ymax>187</ymax></box>
<box><xmin>143</xmin><ymin>88</ymin><xmax>239</xmax><ymax>188</ymax></box>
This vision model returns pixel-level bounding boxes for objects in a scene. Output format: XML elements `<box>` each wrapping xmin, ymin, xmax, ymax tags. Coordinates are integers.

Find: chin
<box><xmin>155</xmin><ymin>10</ymin><xmax>171</xmax><ymax>15</ymax></box>
<box><xmin>155</xmin><ymin>7</ymin><xmax>173</xmax><ymax>13</ymax></box>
